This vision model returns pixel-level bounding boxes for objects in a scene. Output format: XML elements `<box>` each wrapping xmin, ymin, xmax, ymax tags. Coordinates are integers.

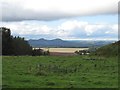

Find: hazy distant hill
<box><xmin>28</xmin><ymin>38</ymin><xmax>115</xmax><ymax>48</ymax></box>
<box><xmin>94</xmin><ymin>40</ymin><xmax>119</xmax><ymax>56</ymax></box>
<box><xmin>28</xmin><ymin>38</ymin><xmax>72</xmax><ymax>47</ymax></box>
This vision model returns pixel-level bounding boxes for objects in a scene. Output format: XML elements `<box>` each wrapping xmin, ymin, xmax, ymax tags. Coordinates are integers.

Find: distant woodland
<box><xmin>0</xmin><ymin>27</ymin><xmax>49</xmax><ymax>56</ymax></box>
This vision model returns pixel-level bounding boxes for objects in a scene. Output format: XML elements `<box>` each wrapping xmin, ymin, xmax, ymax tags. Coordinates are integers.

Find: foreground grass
<box><xmin>2</xmin><ymin>56</ymin><xmax>118</xmax><ymax>88</ymax></box>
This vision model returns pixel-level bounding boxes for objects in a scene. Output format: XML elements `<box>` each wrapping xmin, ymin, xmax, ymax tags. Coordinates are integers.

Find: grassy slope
<box><xmin>94</xmin><ymin>41</ymin><xmax>120</xmax><ymax>57</ymax></box>
<box><xmin>3</xmin><ymin>56</ymin><xmax>118</xmax><ymax>88</ymax></box>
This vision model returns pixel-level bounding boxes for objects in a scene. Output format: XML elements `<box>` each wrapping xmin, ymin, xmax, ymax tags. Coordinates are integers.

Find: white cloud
<box><xmin>1</xmin><ymin>20</ymin><xmax>118</xmax><ymax>40</ymax></box>
<box><xmin>2</xmin><ymin>23</ymin><xmax>52</xmax><ymax>35</ymax></box>
<box><xmin>1</xmin><ymin>0</ymin><xmax>119</xmax><ymax>21</ymax></box>
<box><xmin>58</xmin><ymin>21</ymin><xmax>118</xmax><ymax>39</ymax></box>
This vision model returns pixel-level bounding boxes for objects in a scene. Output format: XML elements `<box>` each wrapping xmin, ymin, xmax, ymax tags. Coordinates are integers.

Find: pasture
<box><xmin>2</xmin><ymin>56</ymin><xmax>118</xmax><ymax>88</ymax></box>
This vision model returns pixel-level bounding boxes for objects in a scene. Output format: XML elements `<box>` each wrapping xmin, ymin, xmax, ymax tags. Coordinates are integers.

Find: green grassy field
<box><xmin>2</xmin><ymin>56</ymin><xmax>118</xmax><ymax>88</ymax></box>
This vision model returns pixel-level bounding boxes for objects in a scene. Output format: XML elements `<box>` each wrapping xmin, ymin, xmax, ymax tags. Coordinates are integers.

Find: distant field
<box><xmin>40</xmin><ymin>48</ymin><xmax>89</xmax><ymax>53</ymax></box>
<box><xmin>2</xmin><ymin>56</ymin><xmax>118</xmax><ymax>88</ymax></box>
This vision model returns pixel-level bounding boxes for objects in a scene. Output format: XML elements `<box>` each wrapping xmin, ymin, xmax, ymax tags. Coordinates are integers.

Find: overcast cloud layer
<box><xmin>1</xmin><ymin>0</ymin><xmax>119</xmax><ymax>21</ymax></box>
<box><xmin>0</xmin><ymin>0</ymin><xmax>118</xmax><ymax>40</ymax></box>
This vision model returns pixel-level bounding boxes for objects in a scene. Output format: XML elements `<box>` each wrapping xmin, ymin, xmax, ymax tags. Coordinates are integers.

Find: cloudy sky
<box><xmin>0</xmin><ymin>0</ymin><xmax>119</xmax><ymax>40</ymax></box>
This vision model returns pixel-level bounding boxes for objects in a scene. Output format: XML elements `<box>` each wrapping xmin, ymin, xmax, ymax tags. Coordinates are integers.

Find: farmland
<box><xmin>33</xmin><ymin>48</ymin><xmax>89</xmax><ymax>56</ymax></box>
<box><xmin>40</xmin><ymin>48</ymin><xmax>89</xmax><ymax>53</ymax></box>
<box><xmin>2</xmin><ymin>56</ymin><xmax>118</xmax><ymax>88</ymax></box>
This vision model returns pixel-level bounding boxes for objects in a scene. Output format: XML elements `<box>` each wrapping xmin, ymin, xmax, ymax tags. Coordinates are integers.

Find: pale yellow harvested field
<box><xmin>40</xmin><ymin>48</ymin><xmax>89</xmax><ymax>53</ymax></box>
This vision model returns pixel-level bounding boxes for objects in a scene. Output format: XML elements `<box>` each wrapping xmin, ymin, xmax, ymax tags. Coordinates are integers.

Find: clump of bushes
<box><xmin>32</xmin><ymin>49</ymin><xmax>50</xmax><ymax>56</ymax></box>
<box><xmin>75</xmin><ymin>50</ymin><xmax>90</xmax><ymax>55</ymax></box>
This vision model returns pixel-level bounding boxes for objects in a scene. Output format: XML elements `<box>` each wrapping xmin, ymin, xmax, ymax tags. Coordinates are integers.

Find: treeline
<box><xmin>1</xmin><ymin>27</ymin><xmax>49</xmax><ymax>56</ymax></box>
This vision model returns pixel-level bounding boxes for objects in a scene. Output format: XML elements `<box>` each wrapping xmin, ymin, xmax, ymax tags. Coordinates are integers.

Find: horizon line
<box><xmin>26</xmin><ymin>38</ymin><xmax>118</xmax><ymax>41</ymax></box>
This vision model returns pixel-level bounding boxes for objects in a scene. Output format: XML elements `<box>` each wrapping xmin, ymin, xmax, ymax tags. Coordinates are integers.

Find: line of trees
<box><xmin>1</xmin><ymin>27</ymin><xmax>49</xmax><ymax>56</ymax></box>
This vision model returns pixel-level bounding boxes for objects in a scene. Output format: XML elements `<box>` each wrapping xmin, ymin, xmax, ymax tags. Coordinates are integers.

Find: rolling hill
<box><xmin>94</xmin><ymin>40</ymin><xmax>120</xmax><ymax>56</ymax></box>
<box><xmin>28</xmin><ymin>38</ymin><xmax>115</xmax><ymax>48</ymax></box>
